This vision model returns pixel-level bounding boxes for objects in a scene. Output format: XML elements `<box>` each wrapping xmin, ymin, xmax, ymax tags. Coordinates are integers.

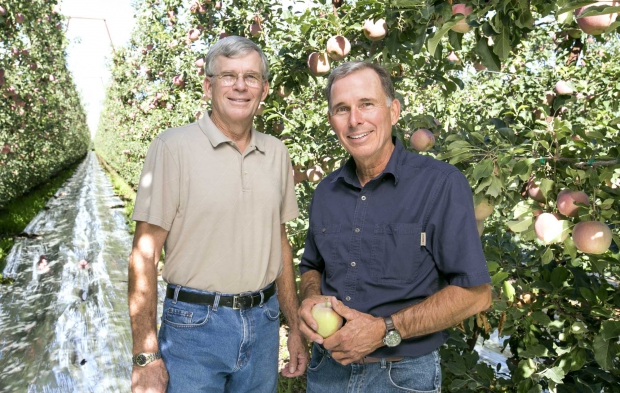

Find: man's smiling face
<box><xmin>203</xmin><ymin>51</ymin><xmax>268</xmax><ymax>132</ymax></box>
<box><xmin>328</xmin><ymin>68</ymin><xmax>400</xmax><ymax>166</ymax></box>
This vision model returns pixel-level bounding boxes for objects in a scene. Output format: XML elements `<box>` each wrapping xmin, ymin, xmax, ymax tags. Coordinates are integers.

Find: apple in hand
<box><xmin>311</xmin><ymin>298</ymin><xmax>343</xmax><ymax>338</ymax></box>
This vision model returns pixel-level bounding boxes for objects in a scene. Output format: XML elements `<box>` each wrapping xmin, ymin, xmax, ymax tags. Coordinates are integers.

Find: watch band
<box><xmin>384</xmin><ymin>316</ymin><xmax>396</xmax><ymax>332</ymax></box>
<box><xmin>132</xmin><ymin>351</ymin><xmax>162</xmax><ymax>367</ymax></box>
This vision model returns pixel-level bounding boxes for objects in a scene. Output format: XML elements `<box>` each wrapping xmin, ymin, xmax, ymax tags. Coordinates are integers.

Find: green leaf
<box><xmin>512</xmin><ymin>160</ymin><xmax>530</xmax><ymax>176</ymax></box>
<box><xmin>486</xmin><ymin>176</ymin><xmax>503</xmax><ymax>198</ymax></box>
<box><xmin>508</xmin><ymin>217</ymin><xmax>533</xmax><ymax>233</ymax></box>
<box><xmin>541</xmin><ymin>247</ymin><xmax>553</xmax><ymax>265</ymax></box>
<box><xmin>450</xmin><ymin>379</ymin><xmax>468</xmax><ymax>390</ymax></box>
<box><xmin>593</xmin><ymin>334</ymin><xmax>615</xmax><ymax>370</ymax></box>
<box><xmin>531</xmin><ymin>311</ymin><xmax>551</xmax><ymax>326</ymax></box>
<box><xmin>550</xmin><ymin>266</ymin><xmax>570</xmax><ymax>288</ymax></box>
<box><xmin>473</xmin><ymin>159</ymin><xmax>494</xmax><ymax>181</ymax></box>
<box><xmin>520</xmin><ymin>344</ymin><xmax>550</xmax><ymax>358</ymax></box>
<box><xmin>601</xmin><ymin>320</ymin><xmax>620</xmax><ymax>340</ymax></box>
<box><xmin>503</xmin><ymin>280</ymin><xmax>516</xmax><ymax>302</ymax></box>
<box><xmin>493</xmin><ymin>26</ymin><xmax>511</xmax><ymax>60</ymax></box>
<box><xmin>541</xmin><ymin>366</ymin><xmax>565</xmax><ymax>384</ymax></box>
<box><xmin>474</xmin><ymin>36</ymin><xmax>501</xmax><ymax>72</ymax></box>
<box><xmin>492</xmin><ymin>271</ymin><xmax>510</xmax><ymax>286</ymax></box>
<box><xmin>427</xmin><ymin>22</ymin><xmax>455</xmax><ymax>56</ymax></box>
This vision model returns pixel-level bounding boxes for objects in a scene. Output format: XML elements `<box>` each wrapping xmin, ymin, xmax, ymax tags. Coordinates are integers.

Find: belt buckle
<box><xmin>232</xmin><ymin>294</ymin><xmax>254</xmax><ymax>310</ymax></box>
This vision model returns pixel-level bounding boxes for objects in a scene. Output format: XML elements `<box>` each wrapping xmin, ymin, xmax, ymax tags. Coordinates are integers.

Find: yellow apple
<box><xmin>311</xmin><ymin>298</ymin><xmax>343</xmax><ymax>338</ymax></box>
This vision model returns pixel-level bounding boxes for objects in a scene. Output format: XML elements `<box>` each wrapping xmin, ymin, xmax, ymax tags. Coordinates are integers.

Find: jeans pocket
<box><xmin>387</xmin><ymin>350</ymin><xmax>441</xmax><ymax>393</ymax></box>
<box><xmin>308</xmin><ymin>343</ymin><xmax>328</xmax><ymax>372</ymax></box>
<box><xmin>162</xmin><ymin>298</ymin><xmax>211</xmax><ymax>328</ymax></box>
<box><xmin>263</xmin><ymin>295</ymin><xmax>280</xmax><ymax>321</ymax></box>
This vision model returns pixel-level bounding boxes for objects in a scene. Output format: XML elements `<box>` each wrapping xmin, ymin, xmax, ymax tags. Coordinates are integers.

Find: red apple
<box><xmin>16</xmin><ymin>13</ymin><xmax>24</xmax><ymax>24</ymax></box>
<box><xmin>195</xmin><ymin>57</ymin><xmax>205</xmax><ymax>68</ymax></box>
<box><xmin>306</xmin><ymin>165</ymin><xmax>324</xmax><ymax>183</ymax></box>
<box><xmin>534</xmin><ymin>213</ymin><xmax>568</xmax><ymax>244</ymax></box>
<box><xmin>451</xmin><ymin>4</ymin><xmax>474</xmax><ymax>34</ymax></box>
<box><xmin>572</xmin><ymin>221</ymin><xmax>612</xmax><ymax>254</ymax></box>
<box><xmin>307</xmin><ymin>52</ymin><xmax>331</xmax><ymax>76</ymax></box>
<box><xmin>172</xmin><ymin>75</ymin><xmax>185</xmax><ymax>87</ymax></box>
<box><xmin>311</xmin><ymin>298</ymin><xmax>343</xmax><ymax>338</ymax></box>
<box><xmin>447</xmin><ymin>51</ymin><xmax>461</xmax><ymax>65</ymax></box>
<box><xmin>326</xmin><ymin>35</ymin><xmax>351</xmax><ymax>61</ymax></box>
<box><xmin>575</xmin><ymin>1</ymin><xmax>618</xmax><ymax>35</ymax></box>
<box><xmin>555</xmin><ymin>80</ymin><xmax>574</xmax><ymax>95</ymax></box>
<box><xmin>556</xmin><ymin>190</ymin><xmax>589</xmax><ymax>217</ymax></box>
<box><xmin>363</xmin><ymin>18</ymin><xmax>387</xmax><ymax>41</ymax></box>
<box><xmin>250</xmin><ymin>22</ymin><xmax>262</xmax><ymax>37</ymax></box>
<box><xmin>409</xmin><ymin>129</ymin><xmax>435</xmax><ymax>152</ymax></box>
<box><xmin>188</xmin><ymin>28</ymin><xmax>201</xmax><ymax>41</ymax></box>
<box><xmin>526</xmin><ymin>179</ymin><xmax>546</xmax><ymax>202</ymax></box>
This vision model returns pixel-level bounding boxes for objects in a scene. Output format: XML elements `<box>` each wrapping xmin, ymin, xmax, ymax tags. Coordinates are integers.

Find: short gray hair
<box><xmin>204</xmin><ymin>36</ymin><xmax>270</xmax><ymax>80</ymax></box>
<box><xmin>325</xmin><ymin>61</ymin><xmax>395</xmax><ymax>113</ymax></box>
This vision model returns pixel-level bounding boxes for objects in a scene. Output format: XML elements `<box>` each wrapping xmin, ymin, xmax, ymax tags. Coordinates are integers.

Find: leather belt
<box><xmin>354</xmin><ymin>356</ymin><xmax>403</xmax><ymax>364</ymax></box>
<box><xmin>165</xmin><ymin>283</ymin><xmax>276</xmax><ymax>310</ymax></box>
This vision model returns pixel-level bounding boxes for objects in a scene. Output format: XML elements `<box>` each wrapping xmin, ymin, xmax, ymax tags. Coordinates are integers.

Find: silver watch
<box><xmin>382</xmin><ymin>316</ymin><xmax>402</xmax><ymax>347</ymax></box>
<box><xmin>132</xmin><ymin>351</ymin><xmax>162</xmax><ymax>367</ymax></box>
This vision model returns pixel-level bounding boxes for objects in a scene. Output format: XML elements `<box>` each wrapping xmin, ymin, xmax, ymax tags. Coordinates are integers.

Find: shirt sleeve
<box><xmin>426</xmin><ymin>170</ymin><xmax>490</xmax><ymax>287</ymax></box>
<box><xmin>280</xmin><ymin>147</ymin><xmax>299</xmax><ymax>224</ymax></box>
<box><xmin>298</xmin><ymin>196</ymin><xmax>325</xmax><ymax>275</ymax></box>
<box><xmin>131</xmin><ymin>137</ymin><xmax>180</xmax><ymax>231</ymax></box>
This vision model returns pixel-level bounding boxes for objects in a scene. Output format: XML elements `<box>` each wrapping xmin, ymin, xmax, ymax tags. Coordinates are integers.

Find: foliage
<box><xmin>0</xmin><ymin>0</ymin><xmax>91</xmax><ymax>207</ymax></box>
<box><xmin>96</xmin><ymin>0</ymin><xmax>620</xmax><ymax>391</ymax></box>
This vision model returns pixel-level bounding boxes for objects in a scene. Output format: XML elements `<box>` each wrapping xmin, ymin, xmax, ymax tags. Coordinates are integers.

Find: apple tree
<box><xmin>0</xmin><ymin>0</ymin><xmax>90</xmax><ymax>207</ymax></box>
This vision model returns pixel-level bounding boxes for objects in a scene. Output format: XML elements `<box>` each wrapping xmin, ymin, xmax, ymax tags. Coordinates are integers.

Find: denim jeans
<box><xmin>307</xmin><ymin>343</ymin><xmax>441</xmax><ymax>393</ymax></box>
<box><xmin>158</xmin><ymin>284</ymin><xmax>280</xmax><ymax>393</ymax></box>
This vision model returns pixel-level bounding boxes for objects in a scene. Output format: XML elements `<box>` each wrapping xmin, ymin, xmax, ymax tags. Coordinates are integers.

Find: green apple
<box><xmin>311</xmin><ymin>298</ymin><xmax>343</xmax><ymax>338</ymax></box>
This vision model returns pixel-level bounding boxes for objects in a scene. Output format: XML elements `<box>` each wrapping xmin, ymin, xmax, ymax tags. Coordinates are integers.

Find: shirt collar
<box><xmin>334</xmin><ymin>137</ymin><xmax>403</xmax><ymax>186</ymax></box>
<box><xmin>198</xmin><ymin>110</ymin><xmax>265</xmax><ymax>153</ymax></box>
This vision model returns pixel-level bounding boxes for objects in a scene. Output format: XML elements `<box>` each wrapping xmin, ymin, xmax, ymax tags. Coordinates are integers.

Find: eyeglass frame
<box><xmin>207</xmin><ymin>72</ymin><xmax>265</xmax><ymax>88</ymax></box>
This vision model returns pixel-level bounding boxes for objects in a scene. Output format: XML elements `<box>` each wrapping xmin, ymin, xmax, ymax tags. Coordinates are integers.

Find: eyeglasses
<box><xmin>209</xmin><ymin>72</ymin><xmax>264</xmax><ymax>88</ymax></box>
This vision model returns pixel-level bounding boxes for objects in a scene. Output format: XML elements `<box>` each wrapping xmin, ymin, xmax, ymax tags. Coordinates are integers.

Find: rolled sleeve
<box><xmin>132</xmin><ymin>137</ymin><xmax>180</xmax><ymax>231</ymax></box>
<box><xmin>427</xmin><ymin>171</ymin><xmax>490</xmax><ymax>287</ymax></box>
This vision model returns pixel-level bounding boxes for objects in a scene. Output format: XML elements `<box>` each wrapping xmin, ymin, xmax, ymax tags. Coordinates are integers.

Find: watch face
<box><xmin>135</xmin><ymin>354</ymin><xmax>147</xmax><ymax>366</ymax></box>
<box><xmin>384</xmin><ymin>330</ymin><xmax>402</xmax><ymax>347</ymax></box>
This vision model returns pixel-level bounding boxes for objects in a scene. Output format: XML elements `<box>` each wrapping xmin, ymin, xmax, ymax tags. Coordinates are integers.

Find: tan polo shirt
<box><xmin>132</xmin><ymin>112</ymin><xmax>299</xmax><ymax>293</ymax></box>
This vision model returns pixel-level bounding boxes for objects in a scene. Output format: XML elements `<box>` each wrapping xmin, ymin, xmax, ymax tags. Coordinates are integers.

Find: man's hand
<box><xmin>131</xmin><ymin>360</ymin><xmax>168</xmax><ymax>393</ymax></box>
<box><xmin>322</xmin><ymin>297</ymin><xmax>385</xmax><ymax>365</ymax></box>
<box><xmin>280</xmin><ymin>329</ymin><xmax>309</xmax><ymax>378</ymax></box>
<box><xmin>298</xmin><ymin>294</ymin><xmax>335</xmax><ymax>345</ymax></box>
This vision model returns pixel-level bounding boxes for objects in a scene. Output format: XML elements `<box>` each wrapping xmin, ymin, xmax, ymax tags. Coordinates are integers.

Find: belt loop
<box><xmin>259</xmin><ymin>290</ymin><xmax>265</xmax><ymax>307</ymax></box>
<box><xmin>173</xmin><ymin>285</ymin><xmax>181</xmax><ymax>304</ymax></box>
<box><xmin>213</xmin><ymin>292</ymin><xmax>221</xmax><ymax>311</ymax></box>
<box><xmin>380</xmin><ymin>358</ymin><xmax>387</xmax><ymax>369</ymax></box>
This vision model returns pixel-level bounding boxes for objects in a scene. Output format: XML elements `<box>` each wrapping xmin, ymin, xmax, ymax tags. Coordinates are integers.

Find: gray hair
<box><xmin>325</xmin><ymin>61</ymin><xmax>395</xmax><ymax>113</ymax></box>
<box><xmin>204</xmin><ymin>36</ymin><xmax>270</xmax><ymax>80</ymax></box>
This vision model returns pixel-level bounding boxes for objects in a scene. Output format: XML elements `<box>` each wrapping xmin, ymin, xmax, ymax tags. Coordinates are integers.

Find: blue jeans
<box><xmin>158</xmin><ymin>284</ymin><xmax>280</xmax><ymax>393</ymax></box>
<box><xmin>307</xmin><ymin>343</ymin><xmax>441</xmax><ymax>393</ymax></box>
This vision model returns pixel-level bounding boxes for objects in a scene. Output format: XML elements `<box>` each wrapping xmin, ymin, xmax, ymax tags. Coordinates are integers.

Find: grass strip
<box><xmin>96</xmin><ymin>152</ymin><xmax>137</xmax><ymax>234</ymax></box>
<box><xmin>0</xmin><ymin>159</ymin><xmax>83</xmax><ymax>283</ymax></box>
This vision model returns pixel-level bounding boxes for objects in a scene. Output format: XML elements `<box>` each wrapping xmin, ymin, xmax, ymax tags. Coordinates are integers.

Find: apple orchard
<box><xmin>3</xmin><ymin>0</ymin><xmax>620</xmax><ymax>391</ymax></box>
<box><xmin>0</xmin><ymin>0</ymin><xmax>90</xmax><ymax>207</ymax></box>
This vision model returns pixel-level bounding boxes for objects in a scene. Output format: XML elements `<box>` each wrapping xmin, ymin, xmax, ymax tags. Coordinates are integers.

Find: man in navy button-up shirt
<box><xmin>298</xmin><ymin>61</ymin><xmax>491</xmax><ymax>392</ymax></box>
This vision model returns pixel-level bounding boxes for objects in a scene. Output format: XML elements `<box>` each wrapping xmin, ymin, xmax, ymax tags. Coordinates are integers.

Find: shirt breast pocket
<box><xmin>371</xmin><ymin>223</ymin><xmax>423</xmax><ymax>283</ymax></box>
<box><xmin>312</xmin><ymin>224</ymin><xmax>343</xmax><ymax>278</ymax></box>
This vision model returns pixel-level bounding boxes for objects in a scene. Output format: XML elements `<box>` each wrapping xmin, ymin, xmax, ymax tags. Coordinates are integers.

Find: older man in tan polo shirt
<box><xmin>128</xmin><ymin>36</ymin><xmax>307</xmax><ymax>393</ymax></box>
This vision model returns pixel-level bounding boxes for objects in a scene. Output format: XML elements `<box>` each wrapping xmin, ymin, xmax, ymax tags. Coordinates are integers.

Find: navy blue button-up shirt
<box><xmin>299</xmin><ymin>138</ymin><xmax>490</xmax><ymax>358</ymax></box>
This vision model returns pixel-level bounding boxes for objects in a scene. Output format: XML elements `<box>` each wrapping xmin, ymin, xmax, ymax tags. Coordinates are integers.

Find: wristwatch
<box><xmin>382</xmin><ymin>316</ymin><xmax>402</xmax><ymax>347</ymax></box>
<box><xmin>132</xmin><ymin>351</ymin><xmax>162</xmax><ymax>367</ymax></box>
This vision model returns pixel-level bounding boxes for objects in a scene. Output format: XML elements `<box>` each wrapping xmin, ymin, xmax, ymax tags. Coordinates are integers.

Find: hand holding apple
<box><xmin>311</xmin><ymin>298</ymin><xmax>344</xmax><ymax>338</ymax></box>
